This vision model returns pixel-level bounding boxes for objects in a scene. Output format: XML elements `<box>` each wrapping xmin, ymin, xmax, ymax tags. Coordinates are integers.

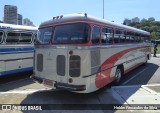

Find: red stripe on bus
<box><xmin>124</xmin><ymin>62</ymin><xmax>144</xmax><ymax>74</ymax></box>
<box><xmin>95</xmin><ymin>47</ymin><xmax>144</xmax><ymax>88</ymax></box>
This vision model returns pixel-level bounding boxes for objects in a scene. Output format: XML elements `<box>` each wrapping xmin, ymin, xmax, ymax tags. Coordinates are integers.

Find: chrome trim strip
<box><xmin>35</xmin><ymin>43</ymin><xmax>150</xmax><ymax>50</ymax></box>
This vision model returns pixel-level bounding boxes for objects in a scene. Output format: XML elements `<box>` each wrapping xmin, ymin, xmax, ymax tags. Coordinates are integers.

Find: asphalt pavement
<box><xmin>0</xmin><ymin>54</ymin><xmax>160</xmax><ymax>113</ymax></box>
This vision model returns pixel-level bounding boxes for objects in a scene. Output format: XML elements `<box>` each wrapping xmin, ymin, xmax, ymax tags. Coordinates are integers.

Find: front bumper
<box><xmin>31</xmin><ymin>75</ymin><xmax>86</xmax><ymax>91</ymax></box>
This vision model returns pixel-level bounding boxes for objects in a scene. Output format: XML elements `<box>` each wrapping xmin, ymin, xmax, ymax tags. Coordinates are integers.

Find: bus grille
<box><xmin>91</xmin><ymin>50</ymin><xmax>100</xmax><ymax>74</ymax></box>
<box><xmin>37</xmin><ymin>54</ymin><xmax>43</xmax><ymax>72</ymax></box>
<box><xmin>69</xmin><ymin>55</ymin><xmax>81</xmax><ymax>77</ymax></box>
<box><xmin>91</xmin><ymin>50</ymin><xmax>100</xmax><ymax>67</ymax></box>
<box><xmin>57</xmin><ymin>55</ymin><xmax>66</xmax><ymax>76</ymax></box>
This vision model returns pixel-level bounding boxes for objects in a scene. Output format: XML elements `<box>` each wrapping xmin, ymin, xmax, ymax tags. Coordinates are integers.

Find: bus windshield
<box><xmin>52</xmin><ymin>23</ymin><xmax>90</xmax><ymax>44</ymax></box>
<box><xmin>37</xmin><ymin>27</ymin><xmax>52</xmax><ymax>44</ymax></box>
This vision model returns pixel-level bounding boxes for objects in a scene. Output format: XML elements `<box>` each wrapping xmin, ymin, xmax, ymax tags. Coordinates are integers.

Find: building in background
<box><xmin>23</xmin><ymin>18</ymin><xmax>34</xmax><ymax>26</ymax></box>
<box><xmin>4</xmin><ymin>5</ymin><xmax>17</xmax><ymax>24</ymax></box>
<box><xmin>123</xmin><ymin>18</ymin><xmax>131</xmax><ymax>25</ymax></box>
<box><xmin>131</xmin><ymin>17</ymin><xmax>140</xmax><ymax>23</ymax></box>
<box><xmin>0</xmin><ymin>20</ymin><xmax>3</xmax><ymax>23</ymax></box>
<box><xmin>18</xmin><ymin>14</ymin><xmax>23</xmax><ymax>25</ymax></box>
<box><xmin>148</xmin><ymin>17</ymin><xmax>155</xmax><ymax>21</ymax></box>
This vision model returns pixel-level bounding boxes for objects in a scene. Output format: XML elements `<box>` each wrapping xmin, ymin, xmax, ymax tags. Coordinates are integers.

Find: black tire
<box><xmin>113</xmin><ymin>67</ymin><xmax>122</xmax><ymax>85</ymax></box>
<box><xmin>143</xmin><ymin>56</ymin><xmax>148</xmax><ymax>66</ymax></box>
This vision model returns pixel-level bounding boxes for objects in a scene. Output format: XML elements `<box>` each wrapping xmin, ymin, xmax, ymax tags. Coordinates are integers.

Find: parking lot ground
<box><xmin>0</xmin><ymin>55</ymin><xmax>160</xmax><ymax>113</ymax></box>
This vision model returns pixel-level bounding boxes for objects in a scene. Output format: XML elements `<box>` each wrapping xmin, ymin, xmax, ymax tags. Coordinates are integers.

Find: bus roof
<box><xmin>40</xmin><ymin>13</ymin><xmax>150</xmax><ymax>35</ymax></box>
<box><xmin>0</xmin><ymin>23</ymin><xmax>38</xmax><ymax>31</ymax></box>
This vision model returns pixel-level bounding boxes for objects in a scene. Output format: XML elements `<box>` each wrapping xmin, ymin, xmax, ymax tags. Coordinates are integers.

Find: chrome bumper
<box><xmin>31</xmin><ymin>75</ymin><xmax>86</xmax><ymax>91</ymax></box>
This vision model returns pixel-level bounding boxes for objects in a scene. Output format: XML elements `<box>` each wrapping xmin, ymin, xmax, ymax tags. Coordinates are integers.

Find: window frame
<box><xmin>0</xmin><ymin>31</ymin><xmax>4</xmax><ymax>44</ymax></box>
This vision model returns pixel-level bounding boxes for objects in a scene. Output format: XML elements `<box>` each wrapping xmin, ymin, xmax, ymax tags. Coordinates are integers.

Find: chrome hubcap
<box><xmin>115</xmin><ymin>69</ymin><xmax>121</xmax><ymax>82</ymax></box>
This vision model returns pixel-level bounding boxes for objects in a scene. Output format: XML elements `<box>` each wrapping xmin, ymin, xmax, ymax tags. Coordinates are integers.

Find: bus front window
<box><xmin>37</xmin><ymin>27</ymin><xmax>52</xmax><ymax>44</ymax></box>
<box><xmin>52</xmin><ymin>23</ymin><xmax>90</xmax><ymax>44</ymax></box>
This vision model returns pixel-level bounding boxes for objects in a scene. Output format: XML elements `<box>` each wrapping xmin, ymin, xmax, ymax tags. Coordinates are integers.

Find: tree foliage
<box><xmin>124</xmin><ymin>19</ymin><xmax>160</xmax><ymax>40</ymax></box>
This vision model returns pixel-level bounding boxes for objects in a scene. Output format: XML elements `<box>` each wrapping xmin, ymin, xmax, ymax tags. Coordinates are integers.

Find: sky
<box><xmin>0</xmin><ymin>0</ymin><xmax>160</xmax><ymax>27</ymax></box>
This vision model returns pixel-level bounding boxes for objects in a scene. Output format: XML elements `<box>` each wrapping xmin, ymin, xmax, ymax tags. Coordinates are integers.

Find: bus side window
<box><xmin>126</xmin><ymin>32</ymin><xmax>134</xmax><ymax>43</ymax></box>
<box><xmin>102</xmin><ymin>27</ymin><xmax>113</xmax><ymax>44</ymax></box>
<box><xmin>130</xmin><ymin>32</ymin><xmax>135</xmax><ymax>43</ymax></box>
<box><xmin>6</xmin><ymin>32</ymin><xmax>20</xmax><ymax>43</ymax></box>
<box><xmin>92</xmin><ymin>26</ymin><xmax>100</xmax><ymax>45</ymax></box>
<box><xmin>126</xmin><ymin>32</ymin><xmax>130</xmax><ymax>43</ymax></box>
<box><xmin>0</xmin><ymin>31</ymin><xmax>3</xmax><ymax>43</ymax></box>
<box><xmin>135</xmin><ymin>33</ymin><xmax>141</xmax><ymax>43</ymax></box>
<box><xmin>141</xmin><ymin>35</ymin><xmax>144</xmax><ymax>42</ymax></box>
<box><xmin>114</xmin><ymin>29</ymin><xmax>124</xmax><ymax>43</ymax></box>
<box><xmin>19</xmin><ymin>33</ymin><xmax>32</xmax><ymax>43</ymax></box>
<box><xmin>119</xmin><ymin>30</ymin><xmax>125</xmax><ymax>43</ymax></box>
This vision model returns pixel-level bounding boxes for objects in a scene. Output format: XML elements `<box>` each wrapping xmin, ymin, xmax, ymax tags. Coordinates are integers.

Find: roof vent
<box><xmin>60</xmin><ymin>15</ymin><xmax>63</xmax><ymax>19</ymax></box>
<box><xmin>56</xmin><ymin>16</ymin><xmax>59</xmax><ymax>19</ymax></box>
<box><xmin>53</xmin><ymin>17</ymin><xmax>56</xmax><ymax>20</ymax></box>
<box><xmin>84</xmin><ymin>13</ymin><xmax>87</xmax><ymax>17</ymax></box>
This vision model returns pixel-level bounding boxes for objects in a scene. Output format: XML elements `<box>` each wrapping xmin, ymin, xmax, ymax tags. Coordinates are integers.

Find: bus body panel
<box><xmin>0</xmin><ymin>45</ymin><xmax>34</xmax><ymax>76</ymax></box>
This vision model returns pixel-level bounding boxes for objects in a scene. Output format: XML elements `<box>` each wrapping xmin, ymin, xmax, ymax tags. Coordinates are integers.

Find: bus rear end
<box><xmin>32</xmin><ymin>22</ymin><xmax>97</xmax><ymax>93</ymax></box>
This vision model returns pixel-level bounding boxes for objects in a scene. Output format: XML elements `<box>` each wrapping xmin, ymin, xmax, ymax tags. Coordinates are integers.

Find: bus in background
<box><xmin>0</xmin><ymin>23</ymin><xmax>38</xmax><ymax>76</ymax></box>
<box><xmin>32</xmin><ymin>13</ymin><xmax>151</xmax><ymax>93</ymax></box>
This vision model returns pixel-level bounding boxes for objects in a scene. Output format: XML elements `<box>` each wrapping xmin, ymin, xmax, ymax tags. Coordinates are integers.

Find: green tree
<box><xmin>124</xmin><ymin>17</ymin><xmax>160</xmax><ymax>40</ymax></box>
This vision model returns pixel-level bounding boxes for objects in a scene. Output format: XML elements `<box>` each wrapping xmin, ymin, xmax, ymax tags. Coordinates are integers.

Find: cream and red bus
<box><xmin>32</xmin><ymin>13</ymin><xmax>151</xmax><ymax>93</ymax></box>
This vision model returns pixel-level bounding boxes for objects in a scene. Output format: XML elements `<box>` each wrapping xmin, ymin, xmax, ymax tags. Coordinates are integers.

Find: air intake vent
<box><xmin>69</xmin><ymin>55</ymin><xmax>81</xmax><ymax>77</ymax></box>
<box><xmin>91</xmin><ymin>50</ymin><xmax>100</xmax><ymax>67</ymax></box>
<box><xmin>57</xmin><ymin>55</ymin><xmax>66</xmax><ymax>76</ymax></box>
<box><xmin>37</xmin><ymin>54</ymin><xmax>43</xmax><ymax>72</ymax></box>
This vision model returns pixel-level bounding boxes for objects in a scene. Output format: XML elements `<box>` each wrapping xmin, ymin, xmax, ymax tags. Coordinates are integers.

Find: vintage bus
<box><xmin>32</xmin><ymin>13</ymin><xmax>151</xmax><ymax>93</ymax></box>
<box><xmin>0</xmin><ymin>23</ymin><xmax>38</xmax><ymax>76</ymax></box>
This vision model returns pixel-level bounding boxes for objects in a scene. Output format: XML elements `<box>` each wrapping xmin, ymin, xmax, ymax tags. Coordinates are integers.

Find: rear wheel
<box><xmin>143</xmin><ymin>55</ymin><xmax>149</xmax><ymax>66</ymax></box>
<box><xmin>114</xmin><ymin>67</ymin><xmax>122</xmax><ymax>85</ymax></box>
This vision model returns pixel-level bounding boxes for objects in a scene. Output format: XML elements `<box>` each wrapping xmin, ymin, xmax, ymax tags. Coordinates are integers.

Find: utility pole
<box><xmin>103</xmin><ymin>0</ymin><xmax>104</xmax><ymax>19</ymax></box>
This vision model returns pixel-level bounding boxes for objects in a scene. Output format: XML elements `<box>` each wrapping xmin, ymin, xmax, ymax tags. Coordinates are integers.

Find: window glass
<box><xmin>129</xmin><ymin>32</ymin><xmax>135</xmax><ymax>43</ymax></box>
<box><xmin>114</xmin><ymin>29</ymin><xmax>124</xmax><ymax>43</ymax></box>
<box><xmin>37</xmin><ymin>27</ymin><xmax>52</xmax><ymax>44</ymax></box>
<box><xmin>126</xmin><ymin>32</ymin><xmax>135</xmax><ymax>43</ymax></box>
<box><xmin>52</xmin><ymin>23</ymin><xmax>90</xmax><ymax>44</ymax></box>
<box><xmin>6</xmin><ymin>32</ymin><xmax>20</xmax><ymax>43</ymax></box>
<box><xmin>119</xmin><ymin>30</ymin><xmax>125</xmax><ymax>43</ymax></box>
<box><xmin>145</xmin><ymin>35</ymin><xmax>150</xmax><ymax>42</ymax></box>
<box><xmin>19</xmin><ymin>33</ymin><xmax>32</xmax><ymax>43</ymax></box>
<box><xmin>135</xmin><ymin>34</ymin><xmax>141</xmax><ymax>42</ymax></box>
<box><xmin>92</xmin><ymin>26</ymin><xmax>100</xmax><ymax>44</ymax></box>
<box><xmin>102</xmin><ymin>27</ymin><xmax>113</xmax><ymax>44</ymax></box>
<box><xmin>141</xmin><ymin>35</ymin><xmax>145</xmax><ymax>42</ymax></box>
<box><xmin>0</xmin><ymin>31</ymin><xmax>3</xmax><ymax>43</ymax></box>
<box><xmin>126</xmin><ymin>32</ymin><xmax>131</xmax><ymax>43</ymax></box>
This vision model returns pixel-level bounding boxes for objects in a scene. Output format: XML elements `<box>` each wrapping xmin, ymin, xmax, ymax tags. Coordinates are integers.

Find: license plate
<box><xmin>43</xmin><ymin>79</ymin><xmax>53</xmax><ymax>86</ymax></box>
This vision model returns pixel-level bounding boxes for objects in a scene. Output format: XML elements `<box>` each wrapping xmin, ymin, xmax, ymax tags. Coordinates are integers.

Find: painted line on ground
<box><xmin>121</xmin><ymin>66</ymin><xmax>150</xmax><ymax>85</ymax></box>
<box><xmin>0</xmin><ymin>89</ymin><xmax>50</xmax><ymax>94</ymax></box>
